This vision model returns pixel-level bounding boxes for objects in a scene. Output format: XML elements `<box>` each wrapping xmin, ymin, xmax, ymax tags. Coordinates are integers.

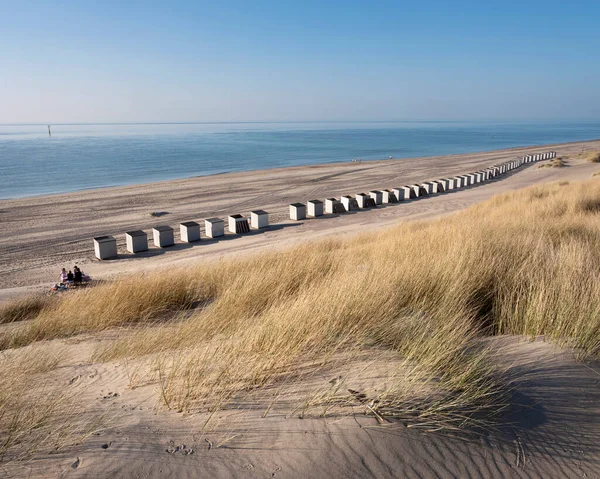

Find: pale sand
<box><xmin>1</xmin><ymin>139</ymin><xmax>599</xmax><ymax>301</ymax></box>
<box><xmin>4</xmin><ymin>335</ymin><xmax>599</xmax><ymax>478</ymax></box>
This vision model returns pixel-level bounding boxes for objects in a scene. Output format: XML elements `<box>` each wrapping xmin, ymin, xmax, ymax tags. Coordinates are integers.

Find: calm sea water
<box><xmin>1</xmin><ymin>121</ymin><xmax>599</xmax><ymax>199</ymax></box>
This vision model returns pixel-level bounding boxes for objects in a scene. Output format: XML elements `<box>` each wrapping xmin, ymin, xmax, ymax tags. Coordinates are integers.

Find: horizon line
<box><xmin>2</xmin><ymin>119</ymin><xmax>600</xmax><ymax>127</ymax></box>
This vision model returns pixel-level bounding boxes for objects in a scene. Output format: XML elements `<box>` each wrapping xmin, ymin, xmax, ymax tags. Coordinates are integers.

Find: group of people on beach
<box><xmin>58</xmin><ymin>266</ymin><xmax>89</xmax><ymax>286</ymax></box>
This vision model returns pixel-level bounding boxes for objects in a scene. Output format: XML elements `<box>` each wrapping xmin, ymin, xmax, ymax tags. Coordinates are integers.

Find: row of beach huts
<box><xmin>93</xmin><ymin>151</ymin><xmax>556</xmax><ymax>260</ymax></box>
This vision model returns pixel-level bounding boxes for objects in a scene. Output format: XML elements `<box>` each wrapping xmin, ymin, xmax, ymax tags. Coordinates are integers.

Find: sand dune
<box><xmin>3</xmin><ymin>336</ymin><xmax>599</xmax><ymax>478</ymax></box>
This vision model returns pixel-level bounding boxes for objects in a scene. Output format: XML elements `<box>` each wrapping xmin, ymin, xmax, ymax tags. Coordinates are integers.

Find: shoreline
<box><xmin>1</xmin><ymin>138</ymin><xmax>599</xmax><ymax>299</ymax></box>
<box><xmin>2</xmin><ymin>138</ymin><xmax>599</xmax><ymax>201</ymax></box>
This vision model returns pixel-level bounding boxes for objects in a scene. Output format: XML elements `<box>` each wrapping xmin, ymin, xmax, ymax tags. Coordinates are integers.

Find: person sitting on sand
<box><xmin>73</xmin><ymin>266</ymin><xmax>83</xmax><ymax>284</ymax></box>
<box><xmin>67</xmin><ymin>270</ymin><xmax>74</xmax><ymax>282</ymax></box>
<box><xmin>60</xmin><ymin>268</ymin><xmax>68</xmax><ymax>283</ymax></box>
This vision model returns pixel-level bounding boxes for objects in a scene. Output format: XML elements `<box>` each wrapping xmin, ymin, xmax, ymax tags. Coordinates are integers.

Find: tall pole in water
<box><xmin>48</xmin><ymin>125</ymin><xmax>51</xmax><ymax>137</ymax></box>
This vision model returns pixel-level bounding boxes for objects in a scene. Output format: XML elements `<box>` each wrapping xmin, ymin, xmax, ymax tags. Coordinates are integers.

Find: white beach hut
<box><xmin>153</xmin><ymin>226</ymin><xmax>175</xmax><ymax>248</ymax></box>
<box><xmin>126</xmin><ymin>230</ymin><xmax>148</xmax><ymax>253</ymax></box>
<box><xmin>325</xmin><ymin>197</ymin><xmax>343</xmax><ymax>214</ymax></box>
<box><xmin>290</xmin><ymin>203</ymin><xmax>306</xmax><ymax>220</ymax></box>
<box><xmin>205</xmin><ymin>217</ymin><xmax>224</xmax><ymax>238</ymax></box>
<box><xmin>369</xmin><ymin>190</ymin><xmax>383</xmax><ymax>205</ymax></box>
<box><xmin>382</xmin><ymin>189</ymin><xmax>398</xmax><ymax>203</ymax></box>
<box><xmin>307</xmin><ymin>200</ymin><xmax>324</xmax><ymax>217</ymax></box>
<box><xmin>250</xmin><ymin>210</ymin><xmax>269</xmax><ymax>229</ymax></box>
<box><xmin>180</xmin><ymin>221</ymin><xmax>201</xmax><ymax>243</ymax></box>
<box><xmin>93</xmin><ymin>235</ymin><xmax>117</xmax><ymax>260</ymax></box>
<box><xmin>228</xmin><ymin>214</ymin><xmax>250</xmax><ymax>234</ymax></box>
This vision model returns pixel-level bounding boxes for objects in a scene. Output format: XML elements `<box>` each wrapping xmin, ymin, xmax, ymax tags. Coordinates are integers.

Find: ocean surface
<box><xmin>1</xmin><ymin>121</ymin><xmax>599</xmax><ymax>199</ymax></box>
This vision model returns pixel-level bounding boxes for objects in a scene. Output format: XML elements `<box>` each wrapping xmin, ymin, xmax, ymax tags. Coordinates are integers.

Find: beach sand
<box><xmin>1</xmin><ymin>139</ymin><xmax>599</xmax><ymax>300</ymax></box>
<box><xmin>4</xmin><ymin>335</ymin><xmax>599</xmax><ymax>478</ymax></box>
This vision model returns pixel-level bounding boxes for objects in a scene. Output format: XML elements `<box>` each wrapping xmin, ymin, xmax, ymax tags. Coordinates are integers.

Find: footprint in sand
<box><xmin>166</xmin><ymin>441</ymin><xmax>195</xmax><ymax>455</ymax></box>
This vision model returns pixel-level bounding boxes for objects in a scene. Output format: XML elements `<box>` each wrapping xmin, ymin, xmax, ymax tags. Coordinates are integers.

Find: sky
<box><xmin>1</xmin><ymin>0</ymin><xmax>599</xmax><ymax>123</ymax></box>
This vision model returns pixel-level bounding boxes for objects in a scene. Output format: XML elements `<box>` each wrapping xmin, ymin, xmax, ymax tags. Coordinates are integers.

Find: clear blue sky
<box><xmin>1</xmin><ymin>0</ymin><xmax>599</xmax><ymax>123</ymax></box>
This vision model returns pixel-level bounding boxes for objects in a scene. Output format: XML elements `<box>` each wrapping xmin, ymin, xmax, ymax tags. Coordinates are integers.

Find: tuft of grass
<box><xmin>0</xmin><ymin>347</ymin><xmax>104</xmax><ymax>463</ymax></box>
<box><xmin>0</xmin><ymin>295</ymin><xmax>57</xmax><ymax>325</ymax></box>
<box><xmin>584</xmin><ymin>151</ymin><xmax>600</xmax><ymax>163</ymax></box>
<box><xmin>538</xmin><ymin>157</ymin><xmax>567</xmax><ymax>168</ymax></box>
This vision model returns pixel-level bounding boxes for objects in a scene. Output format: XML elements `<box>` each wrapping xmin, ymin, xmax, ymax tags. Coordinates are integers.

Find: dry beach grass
<box><xmin>539</xmin><ymin>157</ymin><xmax>567</xmax><ymax>168</ymax></box>
<box><xmin>584</xmin><ymin>151</ymin><xmax>600</xmax><ymax>163</ymax></box>
<box><xmin>2</xmin><ymin>178</ymin><xmax>600</xmax><ymax>471</ymax></box>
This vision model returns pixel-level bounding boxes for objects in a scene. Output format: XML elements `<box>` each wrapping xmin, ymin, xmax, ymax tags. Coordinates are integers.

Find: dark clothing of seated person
<box><xmin>67</xmin><ymin>271</ymin><xmax>74</xmax><ymax>282</ymax></box>
<box><xmin>74</xmin><ymin>269</ymin><xmax>83</xmax><ymax>283</ymax></box>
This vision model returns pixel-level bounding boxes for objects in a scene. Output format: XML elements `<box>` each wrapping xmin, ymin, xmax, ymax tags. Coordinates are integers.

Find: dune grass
<box><xmin>0</xmin><ymin>295</ymin><xmax>57</xmax><ymax>325</ymax></box>
<box><xmin>539</xmin><ymin>157</ymin><xmax>567</xmax><ymax>168</ymax></box>
<box><xmin>2</xmin><ymin>178</ymin><xmax>600</xmax><ymax>455</ymax></box>
<box><xmin>584</xmin><ymin>151</ymin><xmax>600</xmax><ymax>163</ymax></box>
<box><xmin>0</xmin><ymin>346</ymin><xmax>104</xmax><ymax>464</ymax></box>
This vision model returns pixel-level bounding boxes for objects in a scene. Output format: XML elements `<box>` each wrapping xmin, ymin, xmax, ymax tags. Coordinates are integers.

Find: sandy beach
<box><xmin>1</xmin><ymin>139</ymin><xmax>599</xmax><ymax>300</ymax></box>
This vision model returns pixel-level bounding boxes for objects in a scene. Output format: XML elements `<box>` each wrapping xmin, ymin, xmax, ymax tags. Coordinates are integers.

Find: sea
<box><xmin>1</xmin><ymin>121</ymin><xmax>599</xmax><ymax>200</ymax></box>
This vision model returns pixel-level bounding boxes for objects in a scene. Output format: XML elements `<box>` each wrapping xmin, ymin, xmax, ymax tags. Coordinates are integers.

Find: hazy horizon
<box><xmin>3</xmin><ymin>119</ymin><xmax>600</xmax><ymax>127</ymax></box>
<box><xmin>2</xmin><ymin>0</ymin><xmax>599</xmax><ymax>124</ymax></box>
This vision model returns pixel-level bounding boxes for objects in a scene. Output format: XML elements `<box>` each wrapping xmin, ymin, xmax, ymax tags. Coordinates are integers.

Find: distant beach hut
<box><xmin>390</xmin><ymin>188</ymin><xmax>404</xmax><ymax>201</ymax></box>
<box><xmin>417</xmin><ymin>184</ymin><xmax>429</xmax><ymax>196</ymax></box>
<box><xmin>307</xmin><ymin>200</ymin><xmax>324</xmax><ymax>217</ymax></box>
<box><xmin>382</xmin><ymin>189</ymin><xmax>398</xmax><ymax>203</ymax></box>
<box><xmin>341</xmin><ymin>195</ymin><xmax>359</xmax><ymax>211</ymax></box>
<box><xmin>153</xmin><ymin>226</ymin><xmax>175</xmax><ymax>248</ymax></box>
<box><xmin>409</xmin><ymin>185</ymin><xmax>421</xmax><ymax>198</ymax></box>
<box><xmin>369</xmin><ymin>190</ymin><xmax>383</xmax><ymax>205</ymax></box>
<box><xmin>205</xmin><ymin>218</ymin><xmax>224</xmax><ymax>238</ymax></box>
<box><xmin>180</xmin><ymin>221</ymin><xmax>201</xmax><ymax>243</ymax></box>
<box><xmin>289</xmin><ymin>203</ymin><xmax>306</xmax><ymax>220</ymax></box>
<box><xmin>422</xmin><ymin>182</ymin><xmax>438</xmax><ymax>194</ymax></box>
<box><xmin>228</xmin><ymin>214</ymin><xmax>250</xmax><ymax>234</ymax></box>
<box><xmin>394</xmin><ymin>186</ymin><xmax>411</xmax><ymax>200</ymax></box>
<box><xmin>325</xmin><ymin>197</ymin><xmax>343</xmax><ymax>214</ymax></box>
<box><xmin>356</xmin><ymin>193</ymin><xmax>376</xmax><ymax>208</ymax></box>
<box><xmin>435</xmin><ymin>179</ymin><xmax>447</xmax><ymax>192</ymax></box>
<box><xmin>126</xmin><ymin>230</ymin><xmax>148</xmax><ymax>253</ymax></box>
<box><xmin>93</xmin><ymin>235</ymin><xmax>117</xmax><ymax>260</ymax></box>
<box><xmin>250</xmin><ymin>210</ymin><xmax>269</xmax><ymax>229</ymax></box>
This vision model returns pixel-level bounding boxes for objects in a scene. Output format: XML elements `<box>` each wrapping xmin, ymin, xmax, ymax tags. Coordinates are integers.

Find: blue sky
<box><xmin>1</xmin><ymin>0</ymin><xmax>599</xmax><ymax>123</ymax></box>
